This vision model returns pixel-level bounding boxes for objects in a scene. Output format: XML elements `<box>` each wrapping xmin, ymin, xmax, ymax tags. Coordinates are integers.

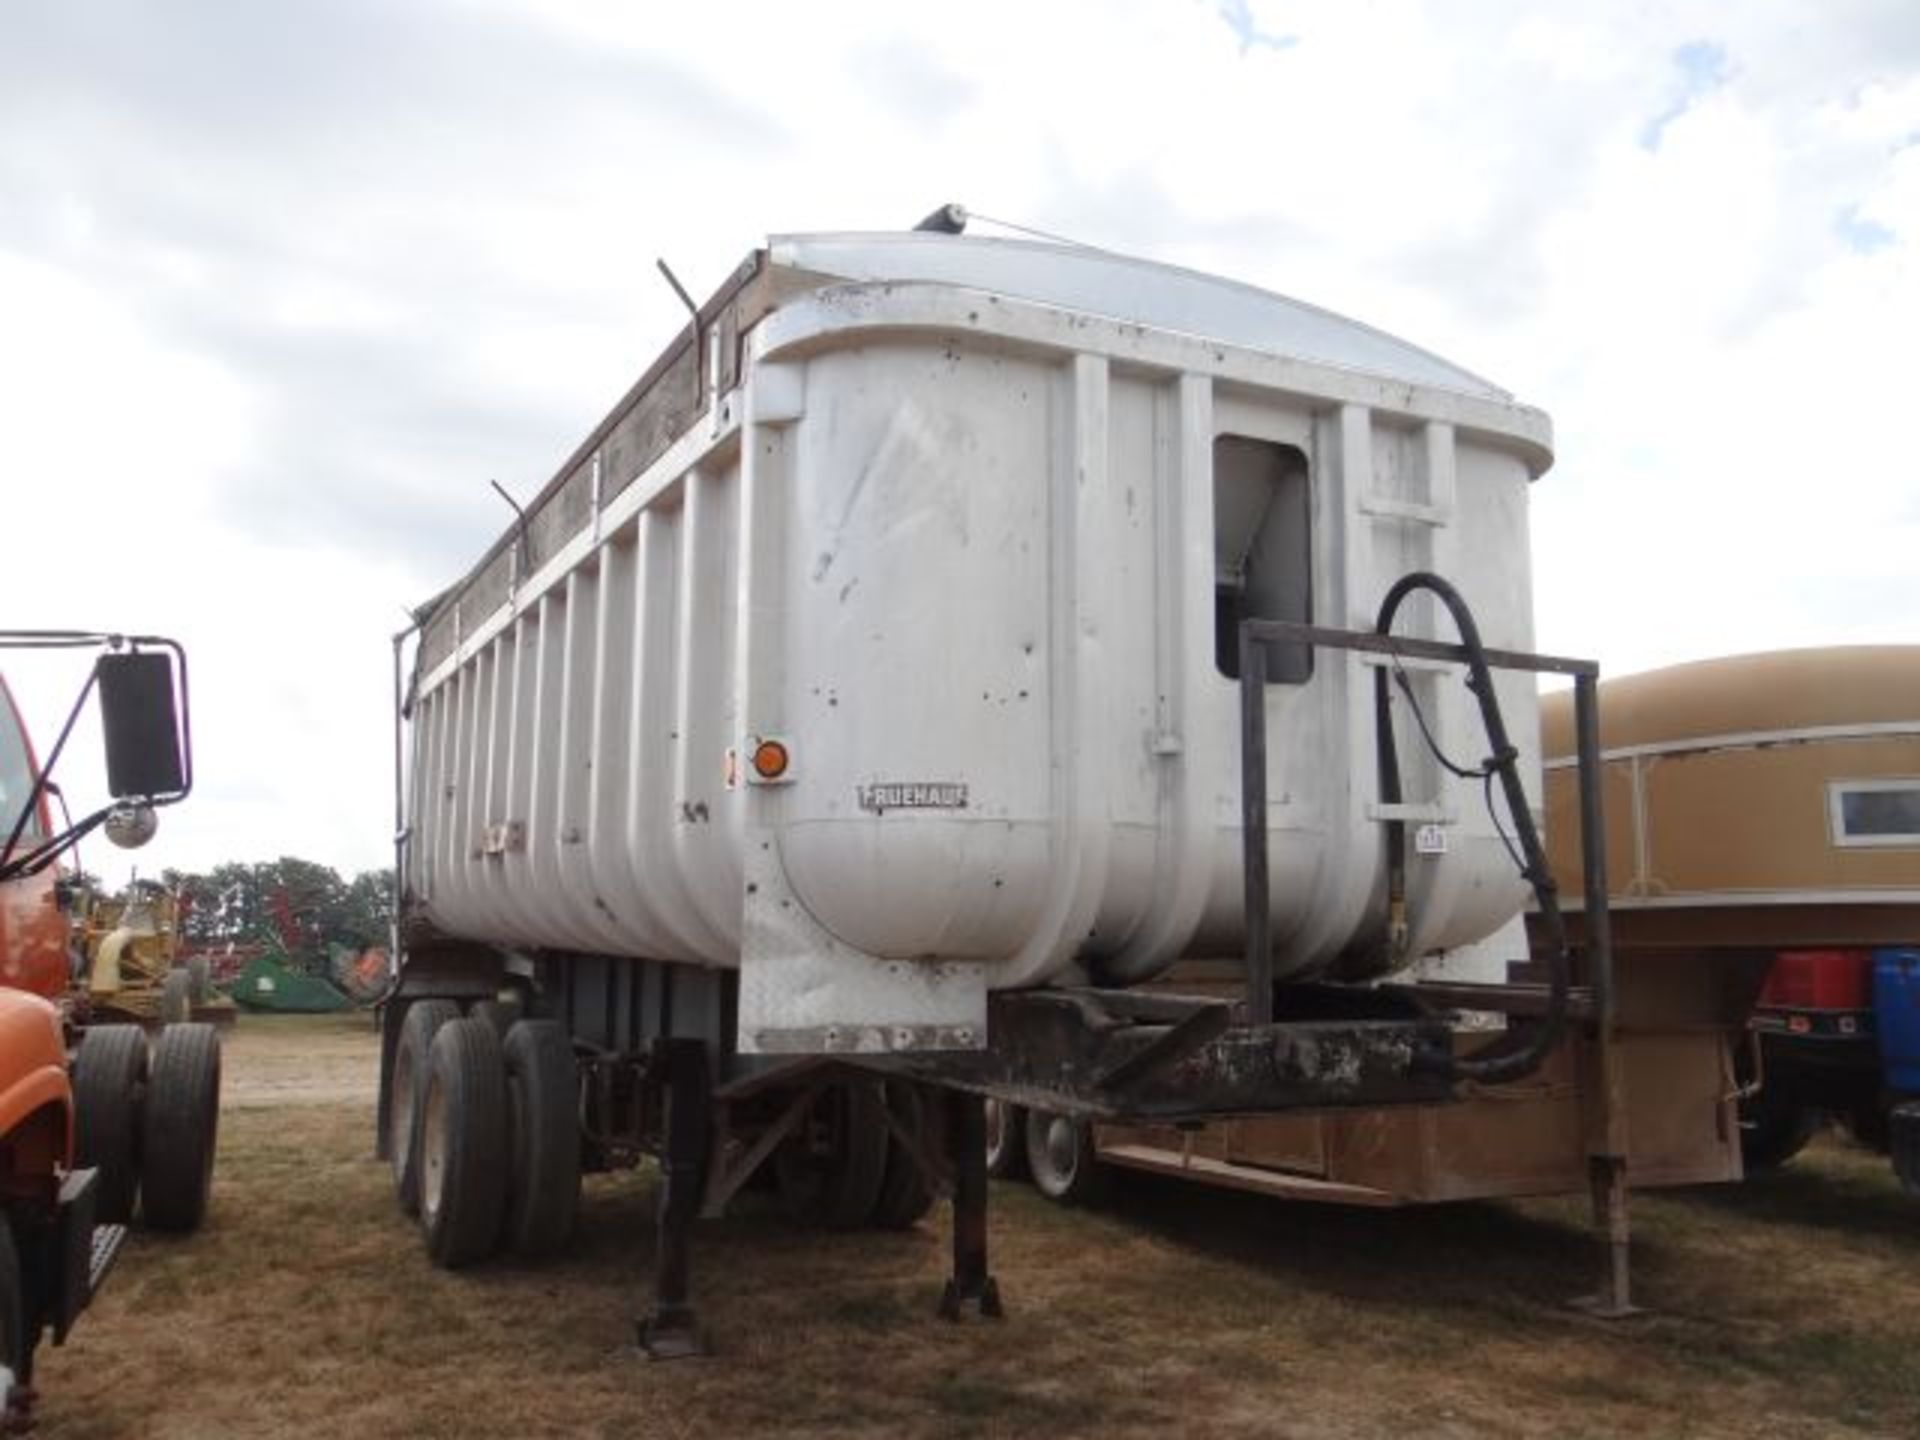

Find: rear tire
<box><xmin>500</xmin><ymin>1020</ymin><xmax>580</xmax><ymax>1258</ymax></box>
<box><xmin>984</xmin><ymin>1098</ymin><xmax>1027</xmax><ymax>1180</ymax></box>
<box><xmin>186</xmin><ymin>954</ymin><xmax>213</xmax><ymax>1004</ymax></box>
<box><xmin>72</xmin><ymin>1026</ymin><xmax>148</xmax><ymax>1224</ymax></box>
<box><xmin>774</xmin><ymin>1081</ymin><xmax>889</xmax><ymax>1230</ymax></box>
<box><xmin>1738</xmin><ymin>1090</ymin><xmax>1821</xmax><ymax>1172</ymax></box>
<box><xmin>159</xmin><ymin>968</ymin><xmax>193</xmax><ymax>1025</ymax></box>
<box><xmin>0</xmin><ymin>1218</ymin><xmax>24</xmax><ymax>1396</ymax></box>
<box><xmin>870</xmin><ymin>1083</ymin><xmax>937</xmax><ymax>1230</ymax></box>
<box><xmin>1024</xmin><ymin>1109</ymin><xmax>1107</xmax><ymax>1204</ymax></box>
<box><xmin>469</xmin><ymin>998</ymin><xmax>517</xmax><ymax>1038</ymax></box>
<box><xmin>142</xmin><ymin>1024</ymin><xmax>222</xmax><ymax>1232</ymax></box>
<box><xmin>389</xmin><ymin>999</ymin><xmax>461</xmax><ymax>1216</ymax></box>
<box><xmin>1846</xmin><ymin>1102</ymin><xmax>1892</xmax><ymax>1154</ymax></box>
<box><xmin>420</xmin><ymin>1018</ymin><xmax>509</xmax><ymax>1269</ymax></box>
<box><xmin>1891</xmin><ymin>1102</ymin><xmax>1920</xmax><ymax>1193</ymax></box>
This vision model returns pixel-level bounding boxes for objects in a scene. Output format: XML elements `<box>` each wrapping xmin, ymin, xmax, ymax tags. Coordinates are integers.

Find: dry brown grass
<box><xmin>31</xmin><ymin>1012</ymin><xmax>1920</xmax><ymax>1438</ymax></box>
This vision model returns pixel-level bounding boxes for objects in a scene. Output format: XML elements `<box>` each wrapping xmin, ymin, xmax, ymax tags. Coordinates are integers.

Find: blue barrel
<box><xmin>1872</xmin><ymin>948</ymin><xmax>1920</xmax><ymax>1095</ymax></box>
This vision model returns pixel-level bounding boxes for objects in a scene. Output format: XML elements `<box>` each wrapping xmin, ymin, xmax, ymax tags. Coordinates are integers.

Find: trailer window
<box><xmin>1213</xmin><ymin>436</ymin><xmax>1312</xmax><ymax>683</ymax></box>
<box><xmin>1830</xmin><ymin>779</ymin><xmax>1920</xmax><ymax>848</ymax></box>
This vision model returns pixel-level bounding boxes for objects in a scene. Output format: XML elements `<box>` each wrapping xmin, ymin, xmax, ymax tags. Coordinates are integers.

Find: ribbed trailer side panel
<box><xmin>404</xmin><ymin>241</ymin><xmax>1554</xmax><ymax>1053</ymax></box>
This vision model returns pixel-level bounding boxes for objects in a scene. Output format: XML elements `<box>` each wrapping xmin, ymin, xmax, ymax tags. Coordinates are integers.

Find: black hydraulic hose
<box><xmin>1374</xmin><ymin>572</ymin><xmax>1570</xmax><ymax>1085</ymax></box>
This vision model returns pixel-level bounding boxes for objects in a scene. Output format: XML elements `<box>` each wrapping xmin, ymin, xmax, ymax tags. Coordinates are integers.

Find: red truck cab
<box><xmin>0</xmin><ymin>639</ymin><xmax>194</xmax><ymax>1424</ymax></box>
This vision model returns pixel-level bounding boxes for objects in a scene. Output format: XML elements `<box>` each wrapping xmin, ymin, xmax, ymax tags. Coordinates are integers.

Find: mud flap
<box><xmin>49</xmin><ymin>1167</ymin><xmax>120</xmax><ymax>1345</ymax></box>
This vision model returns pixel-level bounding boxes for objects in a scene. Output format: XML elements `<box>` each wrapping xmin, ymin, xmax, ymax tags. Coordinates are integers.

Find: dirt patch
<box><xmin>219</xmin><ymin>1012</ymin><xmax>381</xmax><ymax>1109</ymax></box>
<box><xmin>31</xmin><ymin>1014</ymin><xmax>1920</xmax><ymax>1438</ymax></box>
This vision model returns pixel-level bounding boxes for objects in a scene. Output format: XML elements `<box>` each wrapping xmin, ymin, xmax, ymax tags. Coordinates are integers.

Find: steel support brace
<box><xmin>1568</xmin><ymin>672</ymin><xmax>1638</xmax><ymax>1320</ymax></box>
<box><xmin>937</xmin><ymin>1092</ymin><xmax>1003</xmax><ymax>1322</ymax></box>
<box><xmin>638</xmin><ymin>1038</ymin><xmax>713</xmax><ymax>1359</ymax></box>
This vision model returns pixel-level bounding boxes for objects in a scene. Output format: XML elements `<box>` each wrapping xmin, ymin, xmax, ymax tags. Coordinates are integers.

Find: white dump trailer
<box><xmin>403</xmin><ymin>226</ymin><xmax>1552</xmax><ymax>1053</ymax></box>
<box><xmin>380</xmin><ymin>214</ymin><xmax>1623</xmax><ymax>1348</ymax></box>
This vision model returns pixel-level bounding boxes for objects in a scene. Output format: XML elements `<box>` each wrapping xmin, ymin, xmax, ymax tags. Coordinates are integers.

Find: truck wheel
<box><xmin>390</xmin><ymin>999</ymin><xmax>461</xmax><ymax>1216</ymax></box>
<box><xmin>0</xmin><ymin>1219</ymin><xmax>23</xmax><ymax>1397</ymax></box>
<box><xmin>774</xmin><ymin>1081</ymin><xmax>889</xmax><ymax>1230</ymax></box>
<box><xmin>142</xmin><ymin>1024</ymin><xmax>222</xmax><ymax>1232</ymax></box>
<box><xmin>1847</xmin><ymin>1102</ymin><xmax>1892</xmax><ymax>1154</ymax></box>
<box><xmin>500</xmin><ymin>1020</ymin><xmax>580</xmax><ymax>1258</ymax></box>
<box><xmin>1738</xmin><ymin>1091</ymin><xmax>1821</xmax><ymax>1172</ymax></box>
<box><xmin>869</xmin><ymin>1083</ymin><xmax>936</xmax><ymax>1230</ymax></box>
<box><xmin>984</xmin><ymin>1098</ymin><xmax>1027</xmax><ymax>1180</ymax></box>
<box><xmin>73</xmin><ymin>1025</ymin><xmax>148</xmax><ymax>1224</ymax></box>
<box><xmin>1024</xmin><ymin>1109</ymin><xmax>1107</xmax><ymax>1204</ymax></box>
<box><xmin>186</xmin><ymin>954</ymin><xmax>213</xmax><ymax>1004</ymax></box>
<box><xmin>420</xmin><ymin>1017</ymin><xmax>509</xmax><ymax>1268</ymax></box>
<box><xmin>160</xmin><ymin>968</ymin><xmax>193</xmax><ymax>1025</ymax></box>
<box><xmin>1891</xmin><ymin>1102</ymin><xmax>1920</xmax><ymax>1193</ymax></box>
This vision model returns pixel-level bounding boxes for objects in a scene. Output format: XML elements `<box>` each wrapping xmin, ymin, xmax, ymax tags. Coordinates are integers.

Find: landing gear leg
<box><xmin>1571</xmin><ymin>1153</ymin><xmax>1639</xmax><ymax>1318</ymax></box>
<box><xmin>937</xmin><ymin>1091</ymin><xmax>1003</xmax><ymax>1322</ymax></box>
<box><xmin>638</xmin><ymin>1038</ymin><xmax>712</xmax><ymax>1360</ymax></box>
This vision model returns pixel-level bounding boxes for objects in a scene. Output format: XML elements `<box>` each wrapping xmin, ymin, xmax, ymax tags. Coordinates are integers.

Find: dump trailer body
<box><xmin>404</xmin><ymin>232</ymin><xmax>1554</xmax><ymax>1056</ymax></box>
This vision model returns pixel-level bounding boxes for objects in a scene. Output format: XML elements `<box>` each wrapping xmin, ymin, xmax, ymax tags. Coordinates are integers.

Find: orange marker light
<box><xmin>751</xmin><ymin>739</ymin><xmax>791</xmax><ymax>781</ymax></box>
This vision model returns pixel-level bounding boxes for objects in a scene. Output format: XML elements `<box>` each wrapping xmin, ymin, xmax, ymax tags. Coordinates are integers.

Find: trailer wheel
<box><xmin>420</xmin><ymin>1017</ymin><xmax>509</xmax><ymax>1268</ymax></box>
<box><xmin>1738</xmin><ymin>1090</ymin><xmax>1821</xmax><ymax>1172</ymax></box>
<box><xmin>73</xmin><ymin>1025</ymin><xmax>148</xmax><ymax>1224</ymax></box>
<box><xmin>501</xmin><ymin>1020</ymin><xmax>580</xmax><ymax>1258</ymax></box>
<box><xmin>774</xmin><ymin>1081</ymin><xmax>889</xmax><ymax>1230</ymax></box>
<box><xmin>159</xmin><ymin>968</ymin><xmax>193</xmax><ymax>1025</ymax></box>
<box><xmin>142</xmin><ymin>1023</ymin><xmax>222</xmax><ymax>1232</ymax></box>
<box><xmin>984</xmin><ymin>1098</ymin><xmax>1027</xmax><ymax>1180</ymax></box>
<box><xmin>390</xmin><ymin>999</ymin><xmax>461</xmax><ymax>1216</ymax></box>
<box><xmin>869</xmin><ymin>1083</ymin><xmax>936</xmax><ymax>1230</ymax></box>
<box><xmin>469</xmin><ymin>998</ymin><xmax>517</xmax><ymax>1038</ymax></box>
<box><xmin>1024</xmin><ymin>1109</ymin><xmax>1106</xmax><ymax>1205</ymax></box>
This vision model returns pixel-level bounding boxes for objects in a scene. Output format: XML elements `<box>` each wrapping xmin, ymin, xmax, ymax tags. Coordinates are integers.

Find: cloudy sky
<box><xmin>2</xmin><ymin>0</ymin><xmax>1915</xmax><ymax>878</ymax></box>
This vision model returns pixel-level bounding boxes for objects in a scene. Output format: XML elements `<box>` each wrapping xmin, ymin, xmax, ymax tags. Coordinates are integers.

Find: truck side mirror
<box><xmin>97</xmin><ymin>651</ymin><xmax>186</xmax><ymax>800</ymax></box>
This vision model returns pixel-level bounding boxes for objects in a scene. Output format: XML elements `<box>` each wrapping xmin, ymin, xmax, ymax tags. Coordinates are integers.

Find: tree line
<box><xmin>155</xmin><ymin>857</ymin><xmax>393</xmax><ymax>955</ymax></box>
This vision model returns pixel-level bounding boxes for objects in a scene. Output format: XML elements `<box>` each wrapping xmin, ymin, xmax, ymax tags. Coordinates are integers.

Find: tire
<box><xmin>469</xmin><ymin>998</ymin><xmax>517</xmax><ymax>1038</ymax></box>
<box><xmin>186</xmin><ymin>955</ymin><xmax>212</xmax><ymax>1005</ymax></box>
<box><xmin>389</xmin><ymin>999</ymin><xmax>461</xmax><ymax>1216</ymax></box>
<box><xmin>0</xmin><ymin>1218</ymin><xmax>23</xmax><ymax>1396</ymax></box>
<box><xmin>1738</xmin><ymin>1090</ymin><xmax>1821</xmax><ymax>1173</ymax></box>
<box><xmin>870</xmin><ymin>1083</ymin><xmax>936</xmax><ymax>1230</ymax></box>
<box><xmin>774</xmin><ymin>1081</ymin><xmax>890</xmax><ymax>1230</ymax></box>
<box><xmin>984</xmin><ymin>1098</ymin><xmax>1028</xmax><ymax>1180</ymax></box>
<box><xmin>160</xmin><ymin>968</ymin><xmax>193</xmax><ymax>1024</ymax></box>
<box><xmin>1891</xmin><ymin>1102</ymin><xmax>1920</xmax><ymax>1193</ymax></box>
<box><xmin>142</xmin><ymin>1023</ymin><xmax>222</xmax><ymax>1232</ymax></box>
<box><xmin>500</xmin><ymin>1020</ymin><xmax>580</xmax><ymax>1258</ymax></box>
<box><xmin>420</xmin><ymin>1017</ymin><xmax>509</xmax><ymax>1268</ymax></box>
<box><xmin>1847</xmin><ymin>1102</ymin><xmax>1892</xmax><ymax>1154</ymax></box>
<box><xmin>1025</xmin><ymin>1108</ymin><xmax>1107</xmax><ymax>1204</ymax></box>
<box><xmin>72</xmin><ymin>1025</ymin><xmax>148</xmax><ymax>1224</ymax></box>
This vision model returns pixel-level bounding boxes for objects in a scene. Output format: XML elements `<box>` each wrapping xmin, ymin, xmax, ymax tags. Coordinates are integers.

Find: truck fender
<box><xmin>0</xmin><ymin>992</ymin><xmax>75</xmax><ymax>1178</ymax></box>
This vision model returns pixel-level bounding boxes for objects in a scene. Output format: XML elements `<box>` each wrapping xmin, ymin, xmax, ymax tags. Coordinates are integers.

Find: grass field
<box><xmin>32</xmin><ymin>1012</ymin><xmax>1920</xmax><ymax>1438</ymax></box>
